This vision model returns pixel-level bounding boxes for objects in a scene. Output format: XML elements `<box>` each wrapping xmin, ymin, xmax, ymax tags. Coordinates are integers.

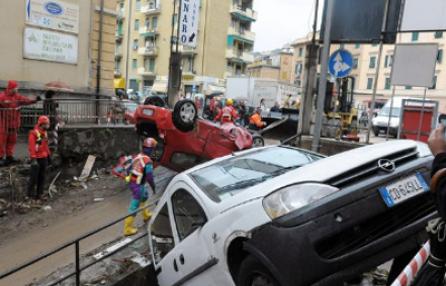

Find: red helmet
<box><xmin>143</xmin><ymin>137</ymin><xmax>158</xmax><ymax>148</ymax></box>
<box><xmin>37</xmin><ymin>116</ymin><xmax>50</xmax><ymax>126</ymax></box>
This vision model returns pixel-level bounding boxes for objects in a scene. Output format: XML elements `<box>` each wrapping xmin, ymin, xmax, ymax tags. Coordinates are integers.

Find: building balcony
<box><xmin>141</xmin><ymin>3</ymin><xmax>161</xmax><ymax>15</ymax></box>
<box><xmin>139</xmin><ymin>27</ymin><xmax>159</xmax><ymax>37</ymax></box>
<box><xmin>230</xmin><ymin>5</ymin><xmax>257</xmax><ymax>22</ymax></box>
<box><xmin>138</xmin><ymin>67</ymin><xmax>156</xmax><ymax>77</ymax></box>
<box><xmin>226</xmin><ymin>50</ymin><xmax>254</xmax><ymax>63</ymax></box>
<box><xmin>117</xmin><ymin>9</ymin><xmax>125</xmax><ymax>20</ymax></box>
<box><xmin>228</xmin><ymin>26</ymin><xmax>255</xmax><ymax>42</ymax></box>
<box><xmin>115</xmin><ymin>48</ymin><xmax>123</xmax><ymax>58</ymax></box>
<box><xmin>115</xmin><ymin>30</ymin><xmax>124</xmax><ymax>41</ymax></box>
<box><xmin>138</xmin><ymin>46</ymin><xmax>158</xmax><ymax>56</ymax></box>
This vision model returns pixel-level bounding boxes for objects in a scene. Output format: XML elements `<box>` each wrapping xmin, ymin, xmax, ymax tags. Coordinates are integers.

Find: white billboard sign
<box><xmin>401</xmin><ymin>0</ymin><xmax>446</xmax><ymax>31</ymax></box>
<box><xmin>391</xmin><ymin>44</ymin><xmax>438</xmax><ymax>88</ymax></box>
<box><xmin>24</xmin><ymin>27</ymin><xmax>78</xmax><ymax>64</ymax></box>
<box><xmin>26</xmin><ymin>0</ymin><xmax>80</xmax><ymax>34</ymax></box>
<box><xmin>179</xmin><ymin>0</ymin><xmax>201</xmax><ymax>48</ymax></box>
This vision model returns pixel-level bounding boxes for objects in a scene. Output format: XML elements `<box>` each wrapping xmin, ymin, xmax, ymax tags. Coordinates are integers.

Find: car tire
<box><xmin>237</xmin><ymin>255</ymin><xmax>280</xmax><ymax>286</ymax></box>
<box><xmin>144</xmin><ymin>95</ymin><xmax>167</xmax><ymax>108</ymax></box>
<box><xmin>252</xmin><ymin>135</ymin><xmax>265</xmax><ymax>148</ymax></box>
<box><xmin>373</xmin><ymin>127</ymin><xmax>379</xmax><ymax>137</ymax></box>
<box><xmin>172</xmin><ymin>99</ymin><xmax>197</xmax><ymax>132</ymax></box>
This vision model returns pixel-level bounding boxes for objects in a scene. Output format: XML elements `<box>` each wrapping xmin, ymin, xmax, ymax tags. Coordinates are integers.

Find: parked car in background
<box><xmin>372</xmin><ymin>97</ymin><xmax>416</xmax><ymax>137</ymax></box>
<box><xmin>148</xmin><ymin>140</ymin><xmax>435</xmax><ymax>286</ymax></box>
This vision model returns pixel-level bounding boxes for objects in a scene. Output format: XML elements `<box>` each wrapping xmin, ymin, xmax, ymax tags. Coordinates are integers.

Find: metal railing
<box><xmin>0</xmin><ymin>98</ymin><xmax>137</xmax><ymax>133</ymax></box>
<box><xmin>0</xmin><ymin>206</ymin><xmax>151</xmax><ymax>286</ymax></box>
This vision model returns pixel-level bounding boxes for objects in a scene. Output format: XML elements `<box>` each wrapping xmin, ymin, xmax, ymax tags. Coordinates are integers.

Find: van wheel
<box><xmin>252</xmin><ymin>135</ymin><xmax>265</xmax><ymax>147</ymax></box>
<box><xmin>237</xmin><ymin>255</ymin><xmax>280</xmax><ymax>286</ymax></box>
<box><xmin>144</xmin><ymin>95</ymin><xmax>167</xmax><ymax>107</ymax></box>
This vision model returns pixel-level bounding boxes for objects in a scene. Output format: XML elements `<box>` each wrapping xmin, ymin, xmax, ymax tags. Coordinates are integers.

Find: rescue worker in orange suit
<box><xmin>0</xmin><ymin>80</ymin><xmax>39</xmax><ymax>166</ymax></box>
<box><xmin>249</xmin><ymin>108</ymin><xmax>267</xmax><ymax>130</ymax></box>
<box><xmin>214</xmin><ymin>98</ymin><xmax>239</xmax><ymax>124</ymax></box>
<box><xmin>123</xmin><ymin>138</ymin><xmax>157</xmax><ymax>236</ymax></box>
<box><xmin>27</xmin><ymin>116</ymin><xmax>51</xmax><ymax>202</ymax></box>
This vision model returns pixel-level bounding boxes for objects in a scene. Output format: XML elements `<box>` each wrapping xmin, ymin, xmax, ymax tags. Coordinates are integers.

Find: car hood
<box><xmin>219</xmin><ymin>140</ymin><xmax>428</xmax><ymax>212</ymax></box>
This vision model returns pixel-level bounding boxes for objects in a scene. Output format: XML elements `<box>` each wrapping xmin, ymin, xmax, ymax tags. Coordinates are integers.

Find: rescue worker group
<box><xmin>0</xmin><ymin>79</ymin><xmax>273</xmax><ymax>236</ymax></box>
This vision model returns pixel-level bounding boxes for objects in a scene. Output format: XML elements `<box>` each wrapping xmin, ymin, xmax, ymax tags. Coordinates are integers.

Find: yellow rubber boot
<box><xmin>141</xmin><ymin>203</ymin><xmax>152</xmax><ymax>223</ymax></box>
<box><xmin>124</xmin><ymin>216</ymin><xmax>138</xmax><ymax>236</ymax></box>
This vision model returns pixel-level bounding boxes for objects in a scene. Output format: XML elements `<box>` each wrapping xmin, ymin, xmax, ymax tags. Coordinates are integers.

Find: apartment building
<box><xmin>247</xmin><ymin>47</ymin><xmax>295</xmax><ymax>83</ymax></box>
<box><xmin>115</xmin><ymin>0</ymin><xmax>256</xmax><ymax>94</ymax></box>
<box><xmin>292</xmin><ymin>32</ymin><xmax>446</xmax><ymax>112</ymax></box>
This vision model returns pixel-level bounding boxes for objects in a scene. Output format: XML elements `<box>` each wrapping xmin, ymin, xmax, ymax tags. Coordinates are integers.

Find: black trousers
<box><xmin>28</xmin><ymin>158</ymin><xmax>48</xmax><ymax>199</ymax></box>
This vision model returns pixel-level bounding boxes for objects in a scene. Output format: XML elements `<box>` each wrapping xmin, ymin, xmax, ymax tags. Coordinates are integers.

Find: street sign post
<box><xmin>328</xmin><ymin>49</ymin><xmax>353</xmax><ymax>78</ymax></box>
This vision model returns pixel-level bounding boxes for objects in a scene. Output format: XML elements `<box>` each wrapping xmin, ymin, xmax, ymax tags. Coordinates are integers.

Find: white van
<box><xmin>372</xmin><ymin>97</ymin><xmax>414</xmax><ymax>137</ymax></box>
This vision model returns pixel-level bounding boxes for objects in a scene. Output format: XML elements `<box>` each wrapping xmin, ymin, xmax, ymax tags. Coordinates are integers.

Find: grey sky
<box><xmin>252</xmin><ymin>0</ymin><xmax>318</xmax><ymax>52</ymax></box>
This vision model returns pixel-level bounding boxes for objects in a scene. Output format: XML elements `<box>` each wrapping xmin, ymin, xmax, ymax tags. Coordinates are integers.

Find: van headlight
<box><xmin>263</xmin><ymin>183</ymin><xmax>339</xmax><ymax>219</ymax></box>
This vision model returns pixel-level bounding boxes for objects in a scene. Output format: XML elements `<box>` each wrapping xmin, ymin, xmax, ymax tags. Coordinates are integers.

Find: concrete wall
<box><xmin>58</xmin><ymin>126</ymin><xmax>140</xmax><ymax>168</ymax></box>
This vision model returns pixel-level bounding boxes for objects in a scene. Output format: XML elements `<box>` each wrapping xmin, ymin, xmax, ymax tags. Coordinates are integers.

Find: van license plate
<box><xmin>379</xmin><ymin>173</ymin><xmax>429</xmax><ymax>207</ymax></box>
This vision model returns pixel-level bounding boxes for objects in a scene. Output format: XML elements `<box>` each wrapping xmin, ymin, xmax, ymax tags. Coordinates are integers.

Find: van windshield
<box><xmin>378</xmin><ymin>107</ymin><xmax>401</xmax><ymax>118</ymax></box>
<box><xmin>189</xmin><ymin>147</ymin><xmax>322</xmax><ymax>202</ymax></box>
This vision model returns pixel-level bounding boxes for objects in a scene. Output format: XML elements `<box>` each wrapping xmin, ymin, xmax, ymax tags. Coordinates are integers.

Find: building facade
<box><xmin>115</xmin><ymin>0</ymin><xmax>256</xmax><ymax>94</ymax></box>
<box><xmin>0</xmin><ymin>0</ymin><xmax>117</xmax><ymax>95</ymax></box>
<box><xmin>292</xmin><ymin>32</ymin><xmax>446</xmax><ymax>112</ymax></box>
<box><xmin>248</xmin><ymin>47</ymin><xmax>294</xmax><ymax>83</ymax></box>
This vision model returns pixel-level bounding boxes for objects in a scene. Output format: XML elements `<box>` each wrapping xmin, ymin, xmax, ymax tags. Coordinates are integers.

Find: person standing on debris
<box><xmin>0</xmin><ymin>80</ymin><xmax>40</xmax><ymax>166</ymax></box>
<box><xmin>27</xmin><ymin>116</ymin><xmax>51</xmax><ymax>202</ymax></box>
<box><xmin>114</xmin><ymin>138</ymin><xmax>157</xmax><ymax>236</ymax></box>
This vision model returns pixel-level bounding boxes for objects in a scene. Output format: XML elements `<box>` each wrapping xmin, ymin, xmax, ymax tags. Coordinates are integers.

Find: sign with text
<box><xmin>179</xmin><ymin>0</ymin><xmax>201</xmax><ymax>48</ymax></box>
<box><xmin>24</xmin><ymin>27</ymin><xmax>78</xmax><ymax>64</ymax></box>
<box><xmin>26</xmin><ymin>0</ymin><xmax>80</xmax><ymax>34</ymax></box>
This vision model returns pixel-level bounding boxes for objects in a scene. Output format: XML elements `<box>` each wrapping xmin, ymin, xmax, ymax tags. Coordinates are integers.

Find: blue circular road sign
<box><xmin>328</xmin><ymin>49</ymin><xmax>353</xmax><ymax>78</ymax></box>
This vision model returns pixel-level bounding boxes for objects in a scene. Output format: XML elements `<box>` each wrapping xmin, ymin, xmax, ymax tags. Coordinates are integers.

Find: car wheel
<box><xmin>373</xmin><ymin>127</ymin><xmax>379</xmax><ymax>137</ymax></box>
<box><xmin>237</xmin><ymin>255</ymin><xmax>279</xmax><ymax>286</ymax></box>
<box><xmin>252</xmin><ymin>135</ymin><xmax>265</xmax><ymax>148</ymax></box>
<box><xmin>172</xmin><ymin>99</ymin><xmax>197</xmax><ymax>132</ymax></box>
<box><xmin>144</xmin><ymin>95</ymin><xmax>167</xmax><ymax>108</ymax></box>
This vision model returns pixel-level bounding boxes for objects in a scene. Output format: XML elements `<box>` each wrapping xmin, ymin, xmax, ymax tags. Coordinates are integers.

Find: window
<box><xmin>355</xmin><ymin>43</ymin><xmax>360</xmax><ymax>49</ymax></box>
<box><xmin>412</xmin><ymin>32</ymin><xmax>419</xmax><ymax>42</ymax></box>
<box><xmin>134</xmin><ymin>19</ymin><xmax>140</xmax><ymax>31</ymax></box>
<box><xmin>352</xmin><ymin>58</ymin><xmax>358</xmax><ymax>69</ymax></box>
<box><xmin>190</xmin><ymin>147</ymin><xmax>321</xmax><ymax>202</ymax></box>
<box><xmin>367</xmin><ymin>78</ymin><xmax>374</xmax><ymax>90</ymax></box>
<box><xmin>385</xmin><ymin>55</ymin><xmax>393</xmax><ymax>68</ymax></box>
<box><xmin>437</xmin><ymin>49</ymin><xmax>443</xmax><ymax>64</ymax></box>
<box><xmin>132</xmin><ymin>59</ymin><xmax>137</xmax><ymax>69</ymax></box>
<box><xmin>135</xmin><ymin>0</ymin><xmax>141</xmax><ymax>11</ymax></box>
<box><xmin>152</xmin><ymin>16</ymin><xmax>158</xmax><ymax>29</ymax></box>
<box><xmin>295</xmin><ymin>63</ymin><xmax>303</xmax><ymax>75</ymax></box>
<box><xmin>132</xmin><ymin>39</ymin><xmax>138</xmax><ymax>50</ymax></box>
<box><xmin>298</xmin><ymin>48</ymin><xmax>303</xmax><ymax>57</ymax></box>
<box><xmin>129</xmin><ymin>79</ymin><xmax>138</xmax><ymax>91</ymax></box>
<box><xmin>149</xmin><ymin>58</ymin><xmax>155</xmax><ymax>72</ymax></box>
<box><xmin>385</xmin><ymin>77</ymin><xmax>391</xmax><ymax>90</ymax></box>
<box><xmin>405</xmin><ymin>86</ymin><xmax>412</xmax><ymax>90</ymax></box>
<box><xmin>369</xmin><ymin>56</ymin><xmax>377</xmax><ymax>69</ymax></box>
<box><xmin>143</xmin><ymin>80</ymin><xmax>154</xmax><ymax>88</ymax></box>
<box><xmin>430</xmin><ymin>76</ymin><xmax>438</xmax><ymax>90</ymax></box>
<box><xmin>150</xmin><ymin>205</ymin><xmax>175</xmax><ymax>264</ymax></box>
<box><xmin>435</xmin><ymin>31</ymin><xmax>443</xmax><ymax>39</ymax></box>
<box><xmin>372</xmin><ymin>43</ymin><xmax>378</xmax><ymax>47</ymax></box>
<box><xmin>172</xmin><ymin>190</ymin><xmax>207</xmax><ymax>241</ymax></box>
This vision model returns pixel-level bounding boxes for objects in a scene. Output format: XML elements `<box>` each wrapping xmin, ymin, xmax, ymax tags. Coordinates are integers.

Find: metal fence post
<box><xmin>75</xmin><ymin>241</ymin><xmax>80</xmax><ymax>286</ymax></box>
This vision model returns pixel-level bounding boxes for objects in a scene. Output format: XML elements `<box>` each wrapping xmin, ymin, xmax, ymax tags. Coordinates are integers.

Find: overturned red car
<box><xmin>133</xmin><ymin>97</ymin><xmax>262</xmax><ymax>171</ymax></box>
